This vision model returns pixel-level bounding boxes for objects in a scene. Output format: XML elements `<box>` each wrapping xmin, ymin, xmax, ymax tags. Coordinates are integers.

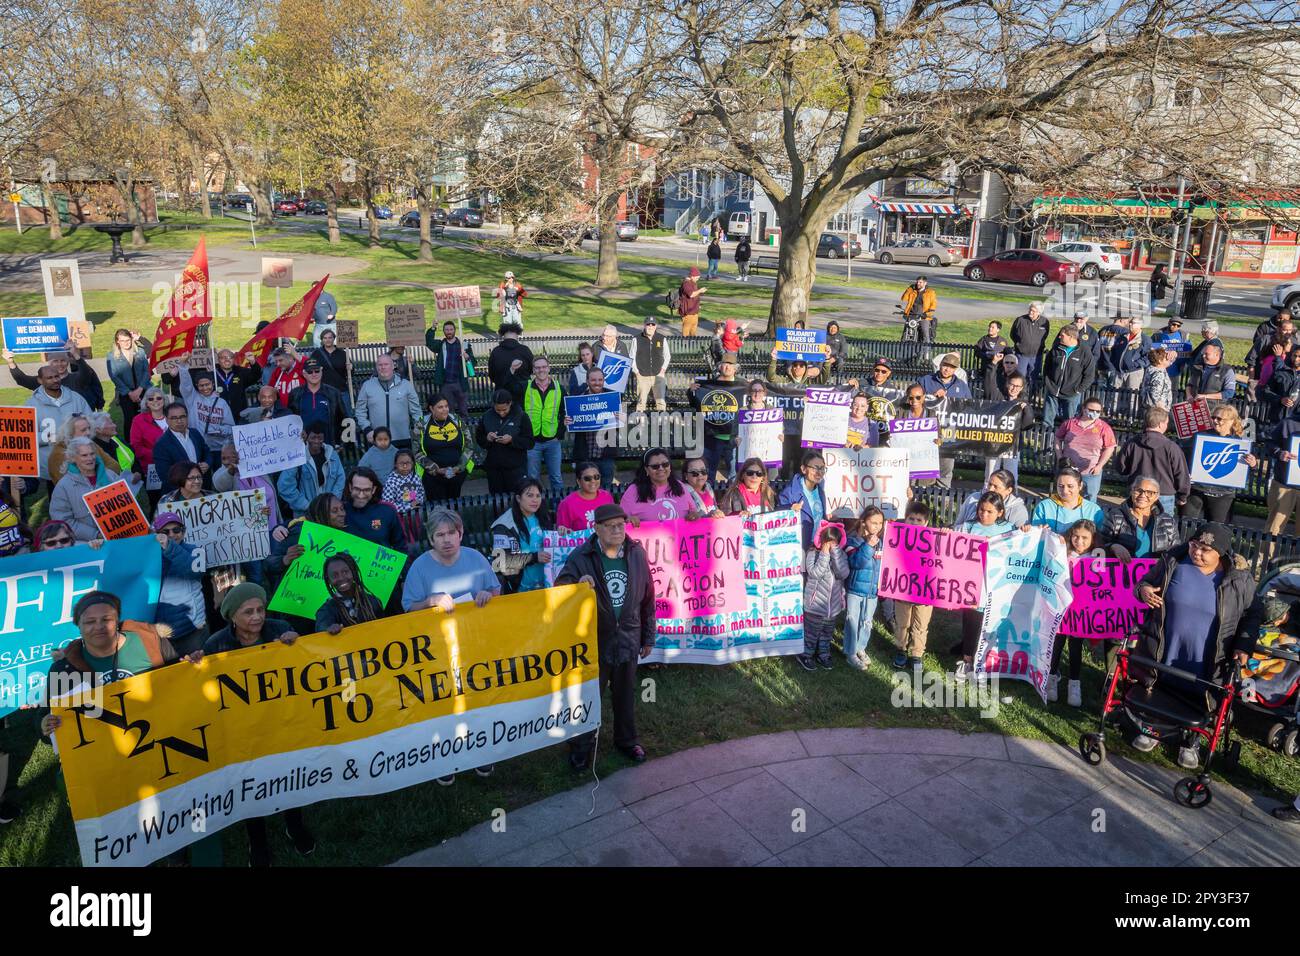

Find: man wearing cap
<box><xmin>862</xmin><ymin>357</ymin><xmax>904</xmax><ymax>420</ymax></box>
<box><xmin>1011</xmin><ymin>302</ymin><xmax>1050</xmax><ymax>394</ymax></box>
<box><xmin>267</xmin><ymin>345</ymin><xmax>308</xmax><ymax>407</ymax></box>
<box><xmin>899</xmin><ymin>276</ymin><xmax>937</xmax><ymax>342</ymax></box>
<box><xmin>555</xmin><ymin>503</ymin><xmax>657</xmax><ymax>769</ymax></box>
<box><xmin>689</xmin><ymin>351</ymin><xmax>742</xmax><ymax>482</ymax></box>
<box><xmin>153</xmin><ymin>511</ymin><xmax>209</xmax><ymax>655</ymax></box>
<box><xmin>918</xmin><ymin>353</ymin><xmax>971</xmax><ymax>488</ymax></box>
<box><xmin>1153</xmin><ymin>316</ymin><xmax>1192</xmax><ymax>379</ymax></box>
<box><xmin>630</xmin><ymin>317</ymin><xmax>671</xmax><ymax>412</ymax></box>
<box><xmin>289</xmin><ymin>357</ymin><xmax>349</xmax><ymax>446</ymax></box>
<box><xmin>487</xmin><ymin>322</ymin><xmax>535</xmax><ymax>404</ymax></box>
<box><xmin>495</xmin><ymin>271</ymin><xmax>526</xmax><ymax>328</ymax></box>
<box><xmin>1132</xmin><ymin>522</ymin><xmax>1254</xmax><ymax>768</ymax></box>
<box><xmin>678</xmin><ymin>266</ymin><xmax>707</xmax><ymax>337</ymax></box>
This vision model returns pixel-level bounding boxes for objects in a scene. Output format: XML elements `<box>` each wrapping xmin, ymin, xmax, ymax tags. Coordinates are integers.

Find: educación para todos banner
<box><xmin>53</xmin><ymin>585</ymin><xmax>600</xmax><ymax>867</ymax></box>
<box><xmin>643</xmin><ymin>511</ymin><xmax>805</xmax><ymax>664</ymax></box>
<box><xmin>0</xmin><ymin>536</ymin><xmax>162</xmax><ymax>719</ymax></box>
<box><xmin>627</xmin><ymin>516</ymin><xmax>747</xmax><ymax>620</ymax></box>
<box><xmin>974</xmin><ymin>526</ymin><xmax>1073</xmax><ymax>701</ymax></box>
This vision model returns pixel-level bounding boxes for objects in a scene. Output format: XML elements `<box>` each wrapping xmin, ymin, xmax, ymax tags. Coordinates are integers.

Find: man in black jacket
<box><xmin>1011</xmin><ymin>303</ymin><xmax>1049</xmax><ymax>394</ymax></box>
<box><xmin>1131</xmin><ymin>523</ymin><xmax>1254</xmax><ymax>768</ymax></box>
<box><xmin>1185</xmin><ymin>342</ymin><xmax>1236</xmax><ymax>402</ymax></box>
<box><xmin>1040</xmin><ymin>325</ymin><xmax>1095</xmax><ymax>426</ymax></box>
<box><xmin>975</xmin><ymin>321</ymin><xmax>1010</xmax><ymax>399</ymax></box>
<box><xmin>555</xmin><ymin>503</ymin><xmax>656</xmax><ymax>770</ymax></box>
<box><xmin>5</xmin><ymin>346</ymin><xmax>104</xmax><ymax>410</ymax></box>
<box><xmin>1113</xmin><ymin>406</ymin><xmax>1189</xmax><ymax>515</ymax></box>
<box><xmin>487</xmin><ymin>323</ymin><xmax>534</xmax><ymax>403</ymax></box>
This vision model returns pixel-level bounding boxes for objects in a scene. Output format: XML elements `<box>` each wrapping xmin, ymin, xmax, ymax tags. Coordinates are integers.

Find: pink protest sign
<box><xmin>627</xmin><ymin>516</ymin><xmax>747</xmax><ymax>619</ymax></box>
<box><xmin>1059</xmin><ymin>556</ymin><xmax>1157</xmax><ymax>640</ymax></box>
<box><xmin>877</xmin><ymin>522</ymin><xmax>989</xmax><ymax>610</ymax></box>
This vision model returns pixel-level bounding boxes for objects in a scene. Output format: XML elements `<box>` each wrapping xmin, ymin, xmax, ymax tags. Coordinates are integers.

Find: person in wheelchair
<box><xmin>1130</xmin><ymin>522</ymin><xmax>1255</xmax><ymax>768</ymax></box>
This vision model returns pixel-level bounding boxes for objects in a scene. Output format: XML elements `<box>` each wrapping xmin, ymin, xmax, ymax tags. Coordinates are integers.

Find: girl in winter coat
<box><xmin>381</xmin><ymin>450</ymin><xmax>426</xmax><ymax>554</ymax></box>
<box><xmin>843</xmin><ymin>506</ymin><xmax>885</xmax><ymax>670</ymax></box>
<box><xmin>796</xmin><ymin>522</ymin><xmax>849</xmax><ymax>672</ymax></box>
<box><xmin>955</xmin><ymin>492</ymin><xmax>1016</xmax><ymax>682</ymax></box>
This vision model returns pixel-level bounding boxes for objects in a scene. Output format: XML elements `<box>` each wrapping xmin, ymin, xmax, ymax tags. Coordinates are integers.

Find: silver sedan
<box><xmin>876</xmin><ymin>237</ymin><xmax>963</xmax><ymax>267</ymax></box>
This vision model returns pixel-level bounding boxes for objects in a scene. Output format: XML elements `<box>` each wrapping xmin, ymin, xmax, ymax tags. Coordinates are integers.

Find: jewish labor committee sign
<box><xmin>53</xmin><ymin>585</ymin><xmax>600</xmax><ymax>867</ymax></box>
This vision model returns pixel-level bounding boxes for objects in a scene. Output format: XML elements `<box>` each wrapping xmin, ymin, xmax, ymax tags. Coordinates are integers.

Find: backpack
<box><xmin>665</xmin><ymin>286</ymin><xmax>681</xmax><ymax>311</ymax></box>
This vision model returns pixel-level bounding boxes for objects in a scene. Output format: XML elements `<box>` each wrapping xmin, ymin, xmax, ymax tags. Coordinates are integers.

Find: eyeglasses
<box><xmin>579</xmin><ymin>474</ymin><xmax>601</xmax><ymax>482</ymax></box>
<box><xmin>163</xmin><ymin>526</ymin><xmax>186</xmax><ymax>536</ymax></box>
<box><xmin>685</xmin><ymin>469</ymin><xmax>708</xmax><ymax>477</ymax></box>
<box><xmin>744</xmin><ymin>469</ymin><xmax>765</xmax><ymax>478</ymax></box>
<box><xmin>873</xmin><ymin>367</ymin><xmax>889</xmax><ymax>374</ymax></box>
<box><xmin>1133</xmin><ymin>488</ymin><xmax>1159</xmax><ymax>497</ymax></box>
<box><xmin>186</xmin><ymin>474</ymin><xmax>203</xmax><ymax>482</ymax></box>
<box><xmin>647</xmin><ymin>461</ymin><xmax>671</xmax><ymax>470</ymax></box>
<box><xmin>147</xmin><ymin>396</ymin><xmax>165</xmax><ymax>403</ymax></box>
<box><xmin>805</xmin><ymin>464</ymin><xmax>826</xmax><ymax>473</ymax></box>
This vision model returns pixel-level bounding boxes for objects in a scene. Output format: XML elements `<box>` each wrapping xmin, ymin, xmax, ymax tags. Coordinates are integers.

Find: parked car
<box><xmin>371</xmin><ymin>205</ymin><xmax>393</xmax><ymax>220</ymax></box>
<box><xmin>1047</xmin><ymin>241</ymin><xmax>1125</xmax><ymax>280</ymax></box>
<box><xmin>876</xmin><ymin>237</ymin><xmax>963</xmax><ymax>267</ymax></box>
<box><xmin>273</xmin><ymin>199</ymin><xmax>298</xmax><ymax>215</ymax></box>
<box><xmin>727</xmin><ymin>211</ymin><xmax>751</xmax><ymax>240</ymax></box>
<box><xmin>225</xmin><ymin>193</ymin><xmax>252</xmax><ymax>208</ymax></box>
<box><xmin>584</xmin><ymin>220</ymin><xmax>639</xmax><ymax>241</ymax></box>
<box><xmin>1272</xmin><ymin>278</ymin><xmax>1300</xmax><ymax>315</ymax></box>
<box><xmin>304</xmin><ymin>200</ymin><xmax>328</xmax><ymax>215</ymax></box>
<box><xmin>399</xmin><ymin>210</ymin><xmax>420</xmax><ymax>228</ymax></box>
<box><xmin>431</xmin><ymin>207</ymin><xmax>449</xmax><ymax>226</ymax></box>
<box><xmin>816</xmin><ymin>233</ymin><xmax>862</xmax><ymax>259</ymax></box>
<box><xmin>963</xmin><ymin>249</ymin><xmax>1079</xmax><ymax>287</ymax></box>
<box><xmin>448</xmin><ymin>207</ymin><xmax>483</xmax><ymax>227</ymax></box>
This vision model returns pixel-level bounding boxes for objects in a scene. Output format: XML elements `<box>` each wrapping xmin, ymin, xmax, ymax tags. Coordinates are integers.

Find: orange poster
<box><xmin>82</xmin><ymin>479</ymin><xmax>150</xmax><ymax>540</ymax></box>
<box><xmin>0</xmin><ymin>406</ymin><xmax>39</xmax><ymax>477</ymax></box>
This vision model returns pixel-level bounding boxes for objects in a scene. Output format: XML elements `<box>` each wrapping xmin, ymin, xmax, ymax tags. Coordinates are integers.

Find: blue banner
<box><xmin>775</xmin><ymin>328</ymin><xmax>829</xmax><ymax>362</ymax></box>
<box><xmin>564</xmin><ymin>391</ymin><xmax>620</xmax><ymax>432</ymax></box>
<box><xmin>0</xmin><ymin>536</ymin><xmax>161</xmax><ymax>717</ymax></box>
<box><xmin>2</xmin><ymin>316</ymin><xmax>69</xmax><ymax>354</ymax></box>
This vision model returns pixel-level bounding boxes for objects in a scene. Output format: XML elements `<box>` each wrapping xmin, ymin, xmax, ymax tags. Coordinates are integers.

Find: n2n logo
<box><xmin>1199</xmin><ymin>440</ymin><xmax>1242</xmax><ymax>479</ymax></box>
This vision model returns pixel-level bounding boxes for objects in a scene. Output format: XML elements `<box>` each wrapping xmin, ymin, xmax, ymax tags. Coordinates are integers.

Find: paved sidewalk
<box><xmin>393</xmin><ymin>728</ymin><xmax>1300</xmax><ymax>867</ymax></box>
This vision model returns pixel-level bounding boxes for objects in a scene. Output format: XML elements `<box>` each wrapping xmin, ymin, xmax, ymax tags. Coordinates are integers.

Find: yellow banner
<box><xmin>55</xmin><ymin>585</ymin><xmax>600</xmax><ymax>866</ymax></box>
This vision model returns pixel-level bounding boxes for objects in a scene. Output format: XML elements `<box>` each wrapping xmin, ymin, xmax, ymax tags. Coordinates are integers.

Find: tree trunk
<box><xmin>252</xmin><ymin>182</ymin><xmax>274</xmax><ymax>227</ymax></box>
<box><xmin>41</xmin><ymin>182</ymin><xmax>62</xmax><ymax>240</ymax></box>
<box><xmin>194</xmin><ymin>147</ymin><xmax>211</xmax><ymax>219</ymax></box>
<box><xmin>594</xmin><ymin>190</ymin><xmax>622</xmax><ymax>289</ymax></box>
<box><xmin>325</xmin><ymin>182</ymin><xmax>340</xmax><ymax>243</ymax></box>
<box><xmin>114</xmin><ymin>176</ymin><xmax>147</xmax><ymax>247</ymax></box>
<box><xmin>363</xmin><ymin>178</ymin><xmax>380</xmax><ymax>248</ymax></box>
<box><xmin>766</xmin><ymin>207</ymin><xmax>819</xmax><ymax>335</ymax></box>
<box><xmin>416</xmin><ymin>186</ymin><xmax>433</xmax><ymax>263</ymax></box>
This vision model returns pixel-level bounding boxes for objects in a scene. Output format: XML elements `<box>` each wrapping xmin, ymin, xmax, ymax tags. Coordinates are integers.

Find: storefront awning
<box><xmin>1032</xmin><ymin>196</ymin><xmax>1176</xmax><ymax>218</ymax></box>
<box><xmin>876</xmin><ymin>201</ymin><xmax>969</xmax><ymax>215</ymax></box>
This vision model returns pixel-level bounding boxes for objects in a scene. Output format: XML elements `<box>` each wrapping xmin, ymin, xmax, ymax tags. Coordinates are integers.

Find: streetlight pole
<box><xmin>1167</xmin><ymin>174</ymin><xmax>1187</xmax><ymax>317</ymax></box>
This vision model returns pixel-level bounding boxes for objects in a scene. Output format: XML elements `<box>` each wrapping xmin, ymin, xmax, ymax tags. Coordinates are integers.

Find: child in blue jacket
<box><xmin>842</xmin><ymin>505</ymin><xmax>885</xmax><ymax>670</ymax></box>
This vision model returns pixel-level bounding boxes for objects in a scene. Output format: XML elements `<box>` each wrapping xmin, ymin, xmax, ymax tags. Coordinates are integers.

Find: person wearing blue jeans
<box><xmin>522</xmin><ymin>358</ymin><xmax>565</xmax><ymax>496</ymax></box>
<box><xmin>843</xmin><ymin>506</ymin><xmax>884</xmax><ymax>669</ymax></box>
<box><xmin>1042</xmin><ymin>391</ymin><xmax>1081</xmax><ymax>429</ymax></box>
<box><xmin>706</xmin><ymin>238</ymin><xmax>721</xmax><ymax>279</ymax></box>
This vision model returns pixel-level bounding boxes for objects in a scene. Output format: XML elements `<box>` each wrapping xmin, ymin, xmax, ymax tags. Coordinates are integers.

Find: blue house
<box><xmin>661</xmin><ymin>168</ymin><xmax>756</xmax><ymax>236</ymax></box>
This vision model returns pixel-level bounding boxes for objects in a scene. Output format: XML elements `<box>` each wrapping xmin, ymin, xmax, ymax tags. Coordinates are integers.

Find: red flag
<box><xmin>149</xmin><ymin>236</ymin><xmax>211</xmax><ymax>369</ymax></box>
<box><xmin>236</xmin><ymin>275</ymin><xmax>331</xmax><ymax>366</ymax></box>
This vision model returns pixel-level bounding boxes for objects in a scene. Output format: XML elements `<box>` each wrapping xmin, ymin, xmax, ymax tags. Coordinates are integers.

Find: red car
<box><xmin>963</xmin><ymin>248</ymin><xmax>1079</xmax><ymax>287</ymax></box>
<box><xmin>273</xmin><ymin>199</ymin><xmax>298</xmax><ymax>215</ymax></box>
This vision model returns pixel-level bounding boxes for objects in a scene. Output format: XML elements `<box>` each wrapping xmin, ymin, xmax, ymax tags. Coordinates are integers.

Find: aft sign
<box><xmin>1190</xmin><ymin>434</ymin><xmax>1251</xmax><ymax>489</ymax></box>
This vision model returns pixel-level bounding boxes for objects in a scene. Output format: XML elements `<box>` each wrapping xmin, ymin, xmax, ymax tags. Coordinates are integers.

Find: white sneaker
<box><xmin>1131</xmin><ymin>734</ymin><xmax>1158</xmax><ymax>753</ymax></box>
<box><xmin>857</xmin><ymin>652</ymin><xmax>871</xmax><ymax>669</ymax></box>
<box><xmin>845</xmin><ymin>654</ymin><xmax>866</xmax><ymax>670</ymax></box>
<box><xmin>1047</xmin><ymin>674</ymin><xmax>1059</xmax><ymax>702</ymax></box>
<box><xmin>1177</xmin><ymin>744</ymin><xmax>1200</xmax><ymax>769</ymax></box>
<box><xmin>1067</xmin><ymin>679</ymin><xmax>1082</xmax><ymax>708</ymax></box>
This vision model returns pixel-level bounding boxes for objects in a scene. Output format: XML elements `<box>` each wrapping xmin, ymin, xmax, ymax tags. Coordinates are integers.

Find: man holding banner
<box><xmin>555</xmin><ymin>503</ymin><xmax>656</xmax><ymax>770</ymax></box>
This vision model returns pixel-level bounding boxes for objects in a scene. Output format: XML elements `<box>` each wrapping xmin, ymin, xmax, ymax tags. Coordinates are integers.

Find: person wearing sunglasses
<box><xmin>776</xmin><ymin>449</ymin><xmax>828</xmax><ymax>550</ymax></box>
<box><xmin>555</xmin><ymin>462</ymin><xmax>615</xmax><ymax>532</ymax></box>
<box><xmin>719</xmin><ymin>457</ymin><xmax>776</xmax><ymax>515</ymax></box>
<box><xmin>152</xmin><ymin>512</ymin><xmax>208</xmax><ymax>656</ymax></box>
<box><xmin>1183</xmin><ymin>404</ymin><xmax>1255</xmax><ymax>524</ymax></box>
<box><xmin>619</xmin><ymin>448</ymin><xmax>694</xmax><ymax>525</ymax></box>
<box><xmin>682</xmin><ymin>456</ymin><xmax>725</xmax><ymax>519</ymax></box>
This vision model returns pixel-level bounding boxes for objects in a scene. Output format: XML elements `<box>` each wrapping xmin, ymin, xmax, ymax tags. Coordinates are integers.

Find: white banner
<box><xmin>737</xmin><ymin>408</ymin><xmax>784</xmax><ymax>468</ymax></box>
<box><xmin>1190</xmin><ymin>433</ymin><xmax>1251</xmax><ymax>490</ymax></box>
<box><xmin>232</xmin><ymin>415</ymin><xmax>306</xmax><ymax>479</ymax></box>
<box><xmin>800</xmin><ymin>387</ymin><xmax>852</xmax><ymax>448</ymax></box>
<box><xmin>166</xmin><ymin>489</ymin><xmax>272</xmax><ymax>568</ymax></box>
<box><xmin>597</xmin><ymin>350</ymin><xmax>633</xmax><ymax>394</ymax></box>
<box><xmin>821</xmin><ymin>445</ymin><xmax>910</xmax><ymax>519</ymax></box>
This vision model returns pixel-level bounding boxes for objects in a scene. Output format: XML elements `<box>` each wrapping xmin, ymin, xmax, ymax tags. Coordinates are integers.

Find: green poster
<box><xmin>268</xmin><ymin>521</ymin><xmax>407</xmax><ymax>618</ymax></box>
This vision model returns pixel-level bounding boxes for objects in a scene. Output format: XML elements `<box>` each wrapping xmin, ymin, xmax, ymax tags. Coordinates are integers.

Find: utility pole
<box><xmin>1167</xmin><ymin>174</ymin><xmax>1187</xmax><ymax>317</ymax></box>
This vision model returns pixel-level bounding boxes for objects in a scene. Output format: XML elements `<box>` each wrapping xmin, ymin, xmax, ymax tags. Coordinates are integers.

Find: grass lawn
<box><xmin>5</xmin><ymin>608</ymin><xmax>1297</xmax><ymax>867</ymax></box>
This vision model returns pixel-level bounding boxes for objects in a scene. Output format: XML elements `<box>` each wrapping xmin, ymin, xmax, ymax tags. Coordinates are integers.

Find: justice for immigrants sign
<box><xmin>53</xmin><ymin>585</ymin><xmax>600</xmax><ymax>867</ymax></box>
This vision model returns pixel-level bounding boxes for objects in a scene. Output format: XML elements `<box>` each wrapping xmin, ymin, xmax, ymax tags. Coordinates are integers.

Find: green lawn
<box><xmin>5</xmin><ymin>610</ymin><xmax>1297</xmax><ymax>866</ymax></box>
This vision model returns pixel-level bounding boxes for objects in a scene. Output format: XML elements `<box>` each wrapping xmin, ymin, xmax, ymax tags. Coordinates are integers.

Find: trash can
<box><xmin>1180</xmin><ymin>275</ymin><xmax>1214</xmax><ymax>322</ymax></box>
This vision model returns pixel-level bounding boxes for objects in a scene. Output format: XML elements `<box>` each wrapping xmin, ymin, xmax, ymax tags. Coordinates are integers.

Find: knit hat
<box><xmin>220</xmin><ymin>582</ymin><xmax>267</xmax><ymax>621</ymax></box>
<box><xmin>688</xmin><ymin>266</ymin><xmax>700</xmax><ymax>278</ymax></box>
<box><xmin>1262</xmin><ymin>595</ymin><xmax>1293</xmax><ymax>623</ymax></box>
<box><xmin>73</xmin><ymin>590</ymin><xmax>121</xmax><ymax>624</ymax></box>
<box><xmin>1191</xmin><ymin>522</ymin><xmax>1232</xmax><ymax>558</ymax></box>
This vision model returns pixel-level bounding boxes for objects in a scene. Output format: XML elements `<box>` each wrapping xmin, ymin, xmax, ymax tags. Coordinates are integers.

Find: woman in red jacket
<box><xmin>128</xmin><ymin>386</ymin><xmax>170</xmax><ymax>507</ymax></box>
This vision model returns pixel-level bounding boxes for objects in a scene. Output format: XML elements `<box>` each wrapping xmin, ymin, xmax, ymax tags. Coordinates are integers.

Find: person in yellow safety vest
<box><xmin>523</xmin><ymin>356</ymin><xmax>566</xmax><ymax>496</ymax></box>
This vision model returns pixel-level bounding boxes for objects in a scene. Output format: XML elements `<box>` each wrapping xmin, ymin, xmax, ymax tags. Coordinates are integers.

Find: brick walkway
<box><xmin>393</xmin><ymin>728</ymin><xmax>1300</xmax><ymax>867</ymax></box>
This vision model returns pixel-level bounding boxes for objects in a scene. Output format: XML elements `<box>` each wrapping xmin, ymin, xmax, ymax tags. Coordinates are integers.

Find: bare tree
<box><xmin>665</xmin><ymin>1</ymin><xmax>1300</xmax><ymax>333</ymax></box>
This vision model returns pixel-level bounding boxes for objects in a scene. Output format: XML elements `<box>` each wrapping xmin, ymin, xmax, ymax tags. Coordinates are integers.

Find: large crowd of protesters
<box><xmin>6</xmin><ymin>271</ymin><xmax>1300</xmax><ymax>864</ymax></box>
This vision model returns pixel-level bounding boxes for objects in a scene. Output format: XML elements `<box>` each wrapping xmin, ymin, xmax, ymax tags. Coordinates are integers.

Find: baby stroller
<box><xmin>1079</xmin><ymin>643</ymin><xmax>1241</xmax><ymax>809</ymax></box>
<box><xmin>1236</xmin><ymin>559</ymin><xmax>1300</xmax><ymax>757</ymax></box>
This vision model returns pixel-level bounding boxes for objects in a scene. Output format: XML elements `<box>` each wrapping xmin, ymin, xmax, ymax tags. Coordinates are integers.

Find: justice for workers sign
<box><xmin>54</xmin><ymin>585</ymin><xmax>600</xmax><ymax>867</ymax></box>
